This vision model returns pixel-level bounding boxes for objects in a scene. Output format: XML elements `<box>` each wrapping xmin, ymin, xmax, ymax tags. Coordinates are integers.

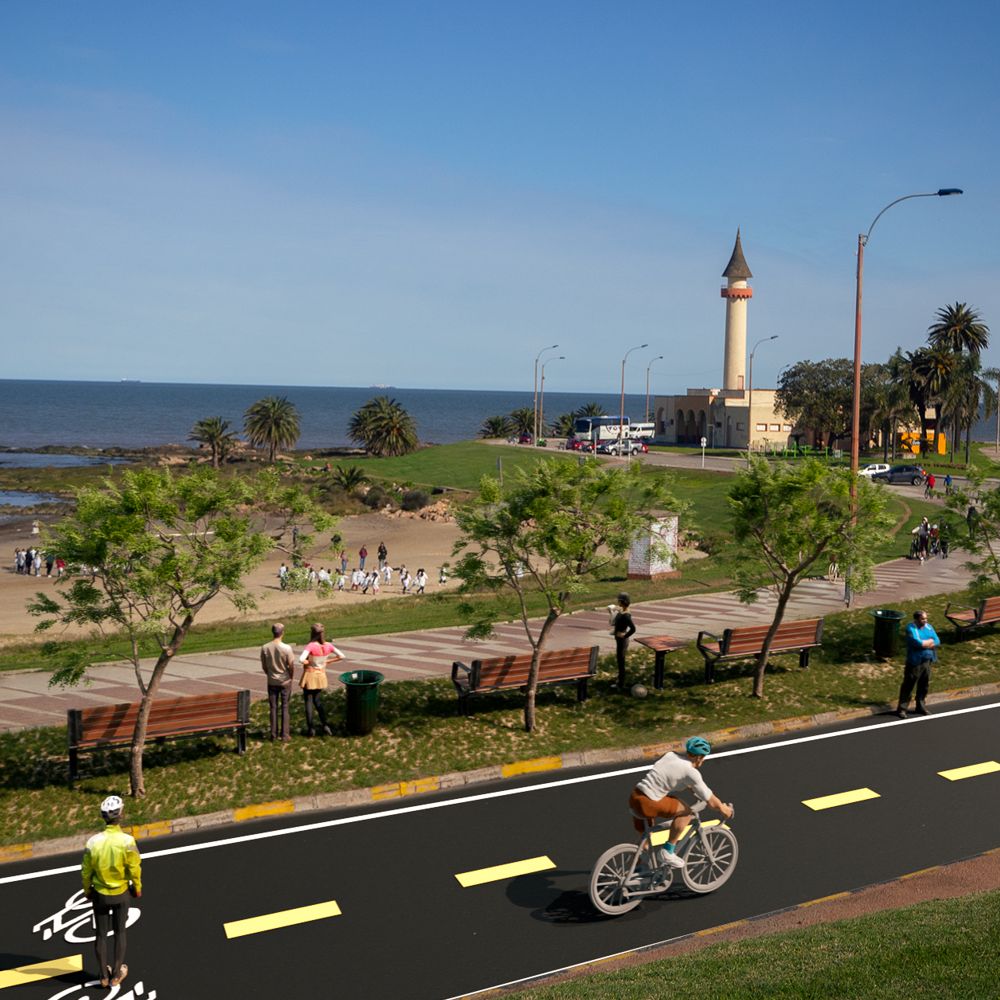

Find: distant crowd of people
<box><xmin>13</xmin><ymin>547</ymin><xmax>65</xmax><ymax>577</ymax></box>
<box><xmin>278</xmin><ymin>540</ymin><xmax>446</xmax><ymax>597</ymax></box>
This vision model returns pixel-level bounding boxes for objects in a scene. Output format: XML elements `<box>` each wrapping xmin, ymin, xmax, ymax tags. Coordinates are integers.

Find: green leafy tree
<box><xmin>243</xmin><ymin>396</ymin><xmax>301</xmax><ymax>462</ymax></box>
<box><xmin>576</xmin><ymin>402</ymin><xmax>605</xmax><ymax>418</ymax></box>
<box><xmin>28</xmin><ymin>467</ymin><xmax>333</xmax><ymax>798</ymax></box>
<box><xmin>453</xmin><ymin>458</ymin><xmax>679</xmax><ymax>732</ymax></box>
<box><xmin>330</xmin><ymin>465</ymin><xmax>370</xmax><ymax>491</ymax></box>
<box><xmin>188</xmin><ymin>416</ymin><xmax>237</xmax><ymax>468</ymax></box>
<box><xmin>552</xmin><ymin>412</ymin><xmax>577</xmax><ymax>438</ymax></box>
<box><xmin>508</xmin><ymin>407</ymin><xmax>535</xmax><ymax>437</ymax></box>
<box><xmin>348</xmin><ymin>396</ymin><xmax>419</xmax><ymax>456</ymax></box>
<box><xmin>943</xmin><ymin>468</ymin><xmax>1000</xmax><ymax>592</ymax></box>
<box><xmin>909</xmin><ymin>347</ymin><xmax>955</xmax><ymax>456</ymax></box>
<box><xmin>729</xmin><ymin>458</ymin><xmax>893</xmax><ymax>698</ymax></box>
<box><xmin>870</xmin><ymin>352</ymin><xmax>915</xmax><ymax>462</ymax></box>
<box><xmin>480</xmin><ymin>415</ymin><xmax>514</xmax><ymax>439</ymax></box>
<box><xmin>927</xmin><ymin>302</ymin><xmax>990</xmax><ymax>358</ymax></box>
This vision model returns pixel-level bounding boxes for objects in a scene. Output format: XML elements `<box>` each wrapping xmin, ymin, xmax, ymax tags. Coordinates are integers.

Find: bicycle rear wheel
<box><xmin>680</xmin><ymin>826</ymin><xmax>739</xmax><ymax>893</ymax></box>
<box><xmin>589</xmin><ymin>843</ymin><xmax>644</xmax><ymax>915</ymax></box>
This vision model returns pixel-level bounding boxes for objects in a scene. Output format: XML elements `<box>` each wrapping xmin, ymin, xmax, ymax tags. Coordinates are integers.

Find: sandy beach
<box><xmin>1</xmin><ymin>508</ymin><xmax>463</xmax><ymax>643</ymax></box>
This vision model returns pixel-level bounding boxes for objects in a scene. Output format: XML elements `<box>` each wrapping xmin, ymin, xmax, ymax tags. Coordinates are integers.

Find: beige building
<box><xmin>653</xmin><ymin>231</ymin><xmax>795</xmax><ymax>450</ymax></box>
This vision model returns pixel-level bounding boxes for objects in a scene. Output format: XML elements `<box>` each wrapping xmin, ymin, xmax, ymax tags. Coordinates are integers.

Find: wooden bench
<box><xmin>944</xmin><ymin>595</ymin><xmax>1000</xmax><ymax>635</ymax></box>
<box><xmin>633</xmin><ymin>635</ymin><xmax>689</xmax><ymax>689</ymax></box>
<box><xmin>696</xmin><ymin>618</ymin><xmax>824</xmax><ymax>683</ymax></box>
<box><xmin>451</xmin><ymin>646</ymin><xmax>599</xmax><ymax>715</ymax></box>
<box><xmin>67</xmin><ymin>690</ymin><xmax>250</xmax><ymax>784</ymax></box>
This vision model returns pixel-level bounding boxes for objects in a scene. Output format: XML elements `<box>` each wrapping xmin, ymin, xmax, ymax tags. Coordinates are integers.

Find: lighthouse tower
<box><xmin>720</xmin><ymin>229</ymin><xmax>753</xmax><ymax>391</ymax></box>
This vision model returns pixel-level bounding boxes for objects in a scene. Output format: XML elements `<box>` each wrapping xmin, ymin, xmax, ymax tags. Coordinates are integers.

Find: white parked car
<box><xmin>858</xmin><ymin>463</ymin><xmax>891</xmax><ymax>478</ymax></box>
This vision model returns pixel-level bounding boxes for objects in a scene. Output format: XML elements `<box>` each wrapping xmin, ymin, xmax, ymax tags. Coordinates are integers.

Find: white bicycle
<box><xmin>589</xmin><ymin>801</ymin><xmax>738</xmax><ymax>916</ymax></box>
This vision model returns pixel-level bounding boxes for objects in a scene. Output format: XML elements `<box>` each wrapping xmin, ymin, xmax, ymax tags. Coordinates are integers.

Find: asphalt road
<box><xmin>2</xmin><ymin>699</ymin><xmax>999</xmax><ymax>1000</ymax></box>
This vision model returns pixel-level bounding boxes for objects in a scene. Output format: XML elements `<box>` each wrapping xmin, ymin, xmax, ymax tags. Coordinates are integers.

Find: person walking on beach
<box><xmin>358</xmin><ymin>544</ymin><xmax>368</xmax><ymax>570</ymax></box>
<box><xmin>439</xmin><ymin>566</ymin><xmax>448</xmax><ymax>585</ymax></box>
<box><xmin>82</xmin><ymin>795</ymin><xmax>142</xmax><ymax>989</ymax></box>
<box><xmin>415</xmin><ymin>568</ymin><xmax>428</xmax><ymax>594</ymax></box>
<box><xmin>299</xmin><ymin>623</ymin><xmax>343</xmax><ymax>736</ymax></box>
<box><xmin>611</xmin><ymin>593</ymin><xmax>636</xmax><ymax>688</ymax></box>
<box><xmin>382</xmin><ymin>563</ymin><xmax>393</xmax><ymax>586</ymax></box>
<box><xmin>896</xmin><ymin>610</ymin><xmax>939</xmax><ymax>718</ymax></box>
<box><xmin>377</xmin><ymin>541</ymin><xmax>388</xmax><ymax>570</ymax></box>
<box><xmin>260</xmin><ymin>623</ymin><xmax>295</xmax><ymax>741</ymax></box>
<box><xmin>339</xmin><ymin>549</ymin><xmax>348</xmax><ymax>575</ymax></box>
<box><xmin>278</xmin><ymin>562</ymin><xmax>288</xmax><ymax>590</ymax></box>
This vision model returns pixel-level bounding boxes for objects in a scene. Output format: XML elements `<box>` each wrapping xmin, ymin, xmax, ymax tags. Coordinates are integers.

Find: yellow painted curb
<box><xmin>501</xmin><ymin>756</ymin><xmax>562</xmax><ymax>778</ymax></box>
<box><xmin>126</xmin><ymin>820</ymin><xmax>173</xmax><ymax>840</ymax></box>
<box><xmin>0</xmin><ymin>842</ymin><xmax>32</xmax><ymax>864</ymax></box>
<box><xmin>799</xmin><ymin>891</ymin><xmax>851</xmax><ymax>907</ymax></box>
<box><xmin>695</xmin><ymin>919</ymin><xmax>748</xmax><ymax>936</ymax></box>
<box><xmin>371</xmin><ymin>775</ymin><xmax>441</xmax><ymax>801</ymax></box>
<box><xmin>900</xmin><ymin>865</ymin><xmax>942</xmax><ymax>880</ymax></box>
<box><xmin>233</xmin><ymin>800</ymin><xmax>294</xmax><ymax>822</ymax></box>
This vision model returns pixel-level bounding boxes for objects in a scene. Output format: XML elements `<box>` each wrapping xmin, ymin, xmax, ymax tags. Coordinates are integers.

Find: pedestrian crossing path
<box><xmin>0</xmin><ymin>556</ymin><xmax>975</xmax><ymax>732</ymax></box>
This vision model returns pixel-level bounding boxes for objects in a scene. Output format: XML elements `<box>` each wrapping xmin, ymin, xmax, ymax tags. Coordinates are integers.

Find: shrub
<box><xmin>401</xmin><ymin>489</ymin><xmax>431</xmax><ymax>511</ymax></box>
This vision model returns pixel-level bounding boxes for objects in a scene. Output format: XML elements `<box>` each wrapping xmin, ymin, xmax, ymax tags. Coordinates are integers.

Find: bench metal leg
<box><xmin>704</xmin><ymin>659</ymin><xmax>715</xmax><ymax>684</ymax></box>
<box><xmin>577</xmin><ymin>678</ymin><xmax>589</xmax><ymax>702</ymax></box>
<box><xmin>68</xmin><ymin>748</ymin><xmax>78</xmax><ymax>788</ymax></box>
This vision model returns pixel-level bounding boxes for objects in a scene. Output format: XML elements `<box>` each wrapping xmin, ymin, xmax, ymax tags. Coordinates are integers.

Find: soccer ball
<box><xmin>631</xmin><ymin>684</ymin><xmax>648</xmax><ymax>699</ymax></box>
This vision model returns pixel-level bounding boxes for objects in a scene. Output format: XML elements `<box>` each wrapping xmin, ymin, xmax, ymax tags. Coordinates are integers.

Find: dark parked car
<box><xmin>872</xmin><ymin>464</ymin><xmax>927</xmax><ymax>485</ymax></box>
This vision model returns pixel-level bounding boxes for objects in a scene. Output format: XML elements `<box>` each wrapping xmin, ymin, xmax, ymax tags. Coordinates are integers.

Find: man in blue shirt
<box><xmin>896</xmin><ymin>610</ymin><xmax>940</xmax><ymax>718</ymax></box>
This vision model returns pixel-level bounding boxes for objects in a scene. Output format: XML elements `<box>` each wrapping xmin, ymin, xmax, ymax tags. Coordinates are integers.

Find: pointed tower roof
<box><xmin>722</xmin><ymin>228</ymin><xmax>752</xmax><ymax>280</ymax></box>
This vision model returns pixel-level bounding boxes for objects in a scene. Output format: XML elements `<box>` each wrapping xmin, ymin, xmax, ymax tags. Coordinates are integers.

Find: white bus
<box><xmin>629</xmin><ymin>422</ymin><xmax>655</xmax><ymax>440</ymax></box>
<box><xmin>571</xmin><ymin>415</ymin><xmax>629</xmax><ymax>446</ymax></box>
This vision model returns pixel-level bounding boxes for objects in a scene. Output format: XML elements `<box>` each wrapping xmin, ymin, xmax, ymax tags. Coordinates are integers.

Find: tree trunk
<box><xmin>129</xmin><ymin>618</ymin><xmax>191</xmax><ymax>797</ymax></box>
<box><xmin>523</xmin><ymin>611</ymin><xmax>559</xmax><ymax>732</ymax></box>
<box><xmin>965</xmin><ymin>420</ymin><xmax>972</xmax><ymax>465</ymax></box>
<box><xmin>751</xmin><ymin>582</ymin><xmax>795</xmax><ymax>698</ymax></box>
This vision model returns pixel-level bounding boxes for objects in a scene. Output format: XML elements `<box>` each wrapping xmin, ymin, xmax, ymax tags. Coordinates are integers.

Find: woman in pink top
<box><xmin>298</xmin><ymin>623</ymin><xmax>344</xmax><ymax>736</ymax></box>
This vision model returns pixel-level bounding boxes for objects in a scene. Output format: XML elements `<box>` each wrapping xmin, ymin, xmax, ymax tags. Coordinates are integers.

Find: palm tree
<box><xmin>552</xmin><ymin>411</ymin><xmax>577</xmax><ymax>438</ymax></box>
<box><xmin>927</xmin><ymin>302</ymin><xmax>990</xmax><ymax>358</ymax></box>
<box><xmin>188</xmin><ymin>416</ymin><xmax>236</xmax><ymax>468</ymax></box>
<box><xmin>508</xmin><ymin>407</ymin><xmax>535</xmax><ymax>437</ymax></box>
<box><xmin>331</xmin><ymin>465</ymin><xmax>370</xmax><ymax>491</ymax></box>
<box><xmin>348</xmin><ymin>396</ymin><xmax>419</xmax><ymax>457</ymax></box>
<box><xmin>909</xmin><ymin>347</ymin><xmax>955</xmax><ymax>456</ymax></box>
<box><xmin>243</xmin><ymin>396</ymin><xmax>301</xmax><ymax>462</ymax></box>
<box><xmin>575</xmin><ymin>401</ymin><xmax>605</xmax><ymax>417</ymax></box>
<box><xmin>480</xmin><ymin>415</ymin><xmax>514</xmax><ymax>439</ymax></box>
<box><xmin>869</xmin><ymin>357</ymin><xmax>913</xmax><ymax>462</ymax></box>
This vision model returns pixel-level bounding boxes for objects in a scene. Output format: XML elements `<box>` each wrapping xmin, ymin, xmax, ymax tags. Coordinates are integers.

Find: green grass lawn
<box><xmin>519</xmin><ymin>890</ymin><xmax>1000</xmax><ymax>999</ymax></box>
<box><xmin>2</xmin><ymin>583</ymin><xmax>997</xmax><ymax>845</ymax></box>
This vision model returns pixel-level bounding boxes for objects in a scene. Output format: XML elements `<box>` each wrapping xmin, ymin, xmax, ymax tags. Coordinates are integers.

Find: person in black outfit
<box><xmin>612</xmin><ymin>592</ymin><xmax>636</xmax><ymax>688</ymax></box>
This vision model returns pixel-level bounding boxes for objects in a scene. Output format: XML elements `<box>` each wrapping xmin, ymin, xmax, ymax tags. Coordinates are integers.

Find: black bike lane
<box><xmin>2</xmin><ymin>699</ymin><xmax>998</xmax><ymax>999</ymax></box>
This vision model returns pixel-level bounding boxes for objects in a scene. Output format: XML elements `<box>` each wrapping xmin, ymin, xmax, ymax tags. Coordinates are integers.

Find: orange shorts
<box><xmin>629</xmin><ymin>787</ymin><xmax>686</xmax><ymax>833</ymax></box>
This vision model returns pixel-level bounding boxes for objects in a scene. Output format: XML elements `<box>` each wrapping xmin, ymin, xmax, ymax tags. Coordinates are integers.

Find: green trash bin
<box><xmin>339</xmin><ymin>669</ymin><xmax>384</xmax><ymax>735</ymax></box>
<box><xmin>871</xmin><ymin>609</ymin><xmax>904</xmax><ymax>658</ymax></box>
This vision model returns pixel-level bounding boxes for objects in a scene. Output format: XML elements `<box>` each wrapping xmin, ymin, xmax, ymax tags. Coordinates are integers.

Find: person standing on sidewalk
<box><xmin>260</xmin><ymin>623</ymin><xmax>295</xmax><ymax>741</ymax></box>
<box><xmin>299</xmin><ymin>623</ymin><xmax>344</xmax><ymax>736</ymax></box>
<box><xmin>81</xmin><ymin>795</ymin><xmax>142</xmax><ymax>989</ymax></box>
<box><xmin>896</xmin><ymin>610</ymin><xmax>940</xmax><ymax>718</ymax></box>
<box><xmin>612</xmin><ymin>593</ymin><xmax>636</xmax><ymax>688</ymax></box>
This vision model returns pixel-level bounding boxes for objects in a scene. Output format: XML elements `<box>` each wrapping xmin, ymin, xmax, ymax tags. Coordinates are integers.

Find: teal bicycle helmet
<box><xmin>685</xmin><ymin>736</ymin><xmax>712</xmax><ymax>757</ymax></box>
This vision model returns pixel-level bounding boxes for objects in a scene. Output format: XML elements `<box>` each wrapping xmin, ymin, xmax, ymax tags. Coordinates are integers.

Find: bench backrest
<box><xmin>979</xmin><ymin>596</ymin><xmax>1000</xmax><ymax>620</ymax></box>
<box><xmin>70</xmin><ymin>691</ymin><xmax>250</xmax><ymax>749</ymax></box>
<box><xmin>722</xmin><ymin>618</ymin><xmax>823</xmax><ymax>656</ymax></box>
<box><xmin>472</xmin><ymin>646</ymin><xmax>598</xmax><ymax>690</ymax></box>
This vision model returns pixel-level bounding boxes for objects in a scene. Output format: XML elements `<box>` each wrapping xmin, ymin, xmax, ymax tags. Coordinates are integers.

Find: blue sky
<box><xmin>2</xmin><ymin>1</ymin><xmax>998</xmax><ymax>395</ymax></box>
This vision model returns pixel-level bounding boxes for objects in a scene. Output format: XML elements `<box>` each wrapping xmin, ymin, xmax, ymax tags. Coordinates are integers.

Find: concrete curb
<box><xmin>3</xmin><ymin>680</ymin><xmax>999</xmax><ymax>865</ymax></box>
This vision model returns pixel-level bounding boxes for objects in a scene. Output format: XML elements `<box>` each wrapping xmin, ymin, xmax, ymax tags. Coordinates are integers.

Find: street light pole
<box><xmin>645</xmin><ymin>355</ymin><xmax>664</xmax><ymax>424</ymax></box>
<box><xmin>539</xmin><ymin>356</ymin><xmax>565</xmax><ymax>443</ymax></box>
<box><xmin>846</xmin><ymin>188</ymin><xmax>962</xmax><ymax>605</ymax></box>
<box><xmin>533</xmin><ymin>343</ymin><xmax>559</xmax><ymax>443</ymax></box>
<box><xmin>747</xmin><ymin>335</ymin><xmax>778</xmax><ymax>461</ymax></box>
<box><xmin>619</xmin><ymin>342</ymin><xmax>648</xmax><ymax>458</ymax></box>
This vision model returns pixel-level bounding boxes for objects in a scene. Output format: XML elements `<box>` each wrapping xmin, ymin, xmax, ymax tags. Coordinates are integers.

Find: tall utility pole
<box><xmin>533</xmin><ymin>344</ymin><xmax>559</xmax><ymax>443</ymax></box>
<box><xmin>539</xmin><ymin>356</ymin><xmax>565</xmax><ymax>441</ymax></box>
<box><xmin>645</xmin><ymin>355</ymin><xmax>663</xmax><ymax>424</ymax></box>
<box><xmin>747</xmin><ymin>335</ymin><xmax>778</xmax><ymax>461</ymax></box>
<box><xmin>618</xmin><ymin>343</ymin><xmax>648</xmax><ymax>457</ymax></box>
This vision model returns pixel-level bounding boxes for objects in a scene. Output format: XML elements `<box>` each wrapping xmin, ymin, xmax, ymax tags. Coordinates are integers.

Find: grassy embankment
<box><xmin>2</xmin><ymin>576</ymin><xmax>998</xmax><ymax>845</ymax></box>
<box><xmin>0</xmin><ymin>443</ymin><xmax>940</xmax><ymax>672</ymax></box>
<box><xmin>518</xmin><ymin>890</ymin><xmax>1000</xmax><ymax>999</ymax></box>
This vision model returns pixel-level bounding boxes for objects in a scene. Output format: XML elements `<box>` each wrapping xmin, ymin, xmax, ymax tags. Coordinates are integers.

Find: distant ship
<box><xmin>369</xmin><ymin>384</ymin><xmax>394</xmax><ymax>389</ymax></box>
<box><xmin>120</xmin><ymin>378</ymin><xmax>142</xmax><ymax>383</ymax></box>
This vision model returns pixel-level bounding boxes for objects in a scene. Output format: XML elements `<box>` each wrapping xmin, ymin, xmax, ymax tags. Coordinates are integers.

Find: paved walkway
<box><xmin>0</xmin><ymin>553</ymin><xmax>973</xmax><ymax>733</ymax></box>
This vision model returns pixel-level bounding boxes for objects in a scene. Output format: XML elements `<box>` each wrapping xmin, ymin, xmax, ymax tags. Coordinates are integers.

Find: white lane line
<box><xmin>4</xmin><ymin>699</ymin><xmax>999</xmax><ymax>886</ymax></box>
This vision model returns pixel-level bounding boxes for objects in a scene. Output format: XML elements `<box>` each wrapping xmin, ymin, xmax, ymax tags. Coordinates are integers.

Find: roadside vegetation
<box><xmin>2</xmin><ymin>582</ymin><xmax>998</xmax><ymax>845</ymax></box>
<box><xmin>518</xmin><ymin>890</ymin><xmax>1000</xmax><ymax>999</ymax></box>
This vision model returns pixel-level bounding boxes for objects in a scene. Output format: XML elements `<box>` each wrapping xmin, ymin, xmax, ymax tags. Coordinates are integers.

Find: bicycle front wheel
<box><xmin>589</xmin><ymin>843</ymin><xmax>643</xmax><ymax>916</ymax></box>
<box><xmin>681</xmin><ymin>826</ymin><xmax>739</xmax><ymax>894</ymax></box>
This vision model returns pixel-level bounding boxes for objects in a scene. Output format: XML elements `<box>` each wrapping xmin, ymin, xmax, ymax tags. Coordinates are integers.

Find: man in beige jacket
<box><xmin>261</xmin><ymin>623</ymin><xmax>296</xmax><ymax>740</ymax></box>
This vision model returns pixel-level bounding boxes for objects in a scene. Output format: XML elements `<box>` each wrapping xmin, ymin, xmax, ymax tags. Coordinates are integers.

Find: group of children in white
<box><xmin>279</xmin><ymin>560</ymin><xmax>443</xmax><ymax>595</ymax></box>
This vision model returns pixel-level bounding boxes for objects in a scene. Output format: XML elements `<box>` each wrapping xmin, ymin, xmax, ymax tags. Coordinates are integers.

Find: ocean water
<box><xmin>0</xmin><ymin>380</ymin><xmax>649</xmax><ymax>450</ymax></box>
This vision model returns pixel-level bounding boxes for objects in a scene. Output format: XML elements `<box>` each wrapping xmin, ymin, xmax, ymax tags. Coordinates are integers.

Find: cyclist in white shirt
<box><xmin>629</xmin><ymin>736</ymin><xmax>733</xmax><ymax>868</ymax></box>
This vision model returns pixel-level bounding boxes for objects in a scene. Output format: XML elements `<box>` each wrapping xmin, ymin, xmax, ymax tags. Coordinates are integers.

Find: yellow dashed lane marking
<box><xmin>455</xmin><ymin>855</ymin><xmax>556</xmax><ymax>888</ymax></box>
<box><xmin>501</xmin><ymin>756</ymin><xmax>562</xmax><ymax>778</ymax></box>
<box><xmin>938</xmin><ymin>761</ymin><xmax>1000</xmax><ymax>781</ymax></box>
<box><xmin>0</xmin><ymin>955</ymin><xmax>82</xmax><ymax>989</ymax></box>
<box><xmin>224</xmin><ymin>900</ymin><xmax>342</xmax><ymax>939</ymax></box>
<box><xmin>233</xmin><ymin>800</ymin><xmax>294</xmax><ymax>822</ymax></box>
<box><xmin>803</xmin><ymin>787</ymin><xmax>880</xmax><ymax>811</ymax></box>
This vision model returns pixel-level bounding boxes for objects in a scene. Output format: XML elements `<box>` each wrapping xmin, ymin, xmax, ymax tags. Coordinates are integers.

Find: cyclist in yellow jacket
<box><xmin>81</xmin><ymin>795</ymin><xmax>142</xmax><ymax>989</ymax></box>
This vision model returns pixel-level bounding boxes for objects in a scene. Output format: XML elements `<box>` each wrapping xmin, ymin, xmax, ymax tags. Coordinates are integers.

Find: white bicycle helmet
<box><xmin>100</xmin><ymin>795</ymin><xmax>124</xmax><ymax>820</ymax></box>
